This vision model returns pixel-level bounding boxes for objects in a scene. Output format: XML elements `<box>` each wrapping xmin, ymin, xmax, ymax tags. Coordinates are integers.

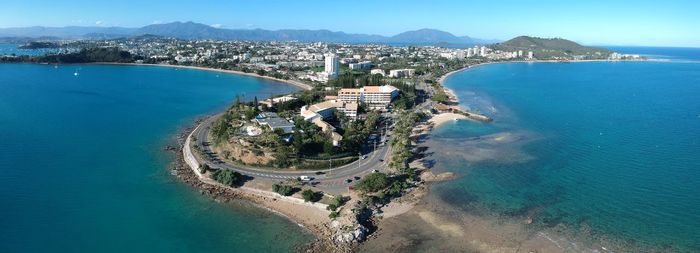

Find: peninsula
<box><xmin>0</xmin><ymin>33</ymin><xmax>644</xmax><ymax>252</ymax></box>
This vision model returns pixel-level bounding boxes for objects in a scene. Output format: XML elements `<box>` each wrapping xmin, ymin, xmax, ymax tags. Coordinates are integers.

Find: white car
<box><xmin>299</xmin><ymin>176</ymin><xmax>311</xmax><ymax>181</ymax></box>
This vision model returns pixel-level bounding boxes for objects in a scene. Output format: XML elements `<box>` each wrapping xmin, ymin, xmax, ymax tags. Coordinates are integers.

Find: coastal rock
<box><xmin>333</xmin><ymin>224</ymin><xmax>369</xmax><ymax>244</ymax></box>
<box><xmin>421</xmin><ymin>171</ymin><xmax>456</xmax><ymax>182</ymax></box>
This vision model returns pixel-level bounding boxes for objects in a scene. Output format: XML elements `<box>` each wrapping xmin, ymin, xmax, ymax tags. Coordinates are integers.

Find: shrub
<box><xmin>272</xmin><ymin>184</ymin><xmax>295</xmax><ymax>196</ymax></box>
<box><xmin>354</xmin><ymin>172</ymin><xmax>388</xmax><ymax>193</ymax></box>
<box><xmin>328</xmin><ymin>211</ymin><xmax>339</xmax><ymax>219</ymax></box>
<box><xmin>301</xmin><ymin>189</ymin><xmax>318</xmax><ymax>202</ymax></box>
<box><xmin>326</xmin><ymin>195</ymin><xmax>345</xmax><ymax>211</ymax></box>
<box><xmin>210</xmin><ymin>170</ymin><xmax>242</xmax><ymax>186</ymax></box>
<box><xmin>198</xmin><ymin>164</ymin><xmax>210</xmax><ymax>173</ymax></box>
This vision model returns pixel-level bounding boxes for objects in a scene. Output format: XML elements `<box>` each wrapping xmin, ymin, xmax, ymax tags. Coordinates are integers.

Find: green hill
<box><xmin>492</xmin><ymin>36</ymin><xmax>612</xmax><ymax>60</ymax></box>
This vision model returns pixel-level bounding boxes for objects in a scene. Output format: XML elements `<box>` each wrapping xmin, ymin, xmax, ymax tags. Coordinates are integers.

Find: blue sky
<box><xmin>2</xmin><ymin>0</ymin><xmax>699</xmax><ymax>47</ymax></box>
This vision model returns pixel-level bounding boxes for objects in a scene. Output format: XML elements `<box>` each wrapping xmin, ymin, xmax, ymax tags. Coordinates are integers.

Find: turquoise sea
<box><xmin>0</xmin><ymin>43</ymin><xmax>64</xmax><ymax>56</ymax></box>
<box><xmin>433</xmin><ymin>48</ymin><xmax>700</xmax><ymax>252</ymax></box>
<box><xmin>0</xmin><ymin>64</ymin><xmax>310</xmax><ymax>252</ymax></box>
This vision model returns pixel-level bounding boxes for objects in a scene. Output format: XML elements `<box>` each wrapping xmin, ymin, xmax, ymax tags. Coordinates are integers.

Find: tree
<box><xmin>432</xmin><ymin>90</ymin><xmax>449</xmax><ymax>103</ymax></box>
<box><xmin>272</xmin><ymin>184</ymin><xmax>295</xmax><ymax>196</ymax></box>
<box><xmin>354</xmin><ymin>172</ymin><xmax>389</xmax><ymax>193</ymax></box>
<box><xmin>326</xmin><ymin>195</ymin><xmax>345</xmax><ymax>211</ymax></box>
<box><xmin>210</xmin><ymin>170</ymin><xmax>242</xmax><ymax>186</ymax></box>
<box><xmin>301</xmin><ymin>189</ymin><xmax>317</xmax><ymax>202</ymax></box>
<box><xmin>253</xmin><ymin>96</ymin><xmax>260</xmax><ymax>115</ymax></box>
<box><xmin>198</xmin><ymin>164</ymin><xmax>210</xmax><ymax>174</ymax></box>
<box><xmin>328</xmin><ymin>211</ymin><xmax>339</xmax><ymax>219</ymax></box>
<box><xmin>234</xmin><ymin>94</ymin><xmax>242</xmax><ymax>108</ymax></box>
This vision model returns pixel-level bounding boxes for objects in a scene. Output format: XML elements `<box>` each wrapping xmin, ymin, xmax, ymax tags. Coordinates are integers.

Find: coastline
<box><xmin>171</xmin><ymin>58</ymin><xmax>646</xmax><ymax>252</ymax></box>
<box><xmin>96</xmin><ymin>62</ymin><xmax>314</xmax><ymax>91</ymax></box>
<box><xmin>428</xmin><ymin>112</ymin><xmax>467</xmax><ymax>127</ymax></box>
<box><xmin>437</xmin><ymin>58</ymin><xmax>646</xmax><ymax>107</ymax></box>
<box><xmin>173</xmin><ymin>121</ymin><xmax>350</xmax><ymax>252</ymax></box>
<box><xmin>362</xmin><ymin>58</ymin><xmax>658</xmax><ymax>253</ymax></box>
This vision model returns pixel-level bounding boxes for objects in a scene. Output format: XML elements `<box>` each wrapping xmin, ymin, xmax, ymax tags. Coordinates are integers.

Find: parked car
<box><xmin>346</xmin><ymin>179</ymin><xmax>353</xmax><ymax>183</ymax></box>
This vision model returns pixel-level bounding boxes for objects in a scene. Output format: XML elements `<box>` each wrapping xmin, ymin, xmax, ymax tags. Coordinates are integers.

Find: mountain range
<box><xmin>0</xmin><ymin>21</ymin><xmax>499</xmax><ymax>45</ymax></box>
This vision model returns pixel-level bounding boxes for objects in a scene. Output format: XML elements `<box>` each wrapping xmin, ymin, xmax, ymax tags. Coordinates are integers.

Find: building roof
<box><xmin>312</xmin><ymin>117</ymin><xmax>335</xmax><ymax>132</ymax></box>
<box><xmin>308</xmin><ymin>100</ymin><xmax>343</xmax><ymax>113</ymax></box>
<box><xmin>338</xmin><ymin>85</ymin><xmax>399</xmax><ymax>95</ymax></box>
<box><xmin>331</xmin><ymin>132</ymin><xmax>343</xmax><ymax>141</ymax></box>
<box><xmin>255</xmin><ymin>112</ymin><xmax>294</xmax><ymax>134</ymax></box>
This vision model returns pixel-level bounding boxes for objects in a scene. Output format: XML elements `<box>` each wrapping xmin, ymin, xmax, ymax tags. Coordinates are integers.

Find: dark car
<box><xmin>346</xmin><ymin>179</ymin><xmax>353</xmax><ymax>183</ymax></box>
<box><xmin>315</xmin><ymin>171</ymin><xmax>325</xmax><ymax>175</ymax></box>
<box><xmin>354</xmin><ymin>176</ymin><xmax>361</xmax><ymax>180</ymax></box>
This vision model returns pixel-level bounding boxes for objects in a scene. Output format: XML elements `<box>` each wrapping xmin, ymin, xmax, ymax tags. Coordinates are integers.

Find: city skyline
<box><xmin>2</xmin><ymin>0</ymin><xmax>699</xmax><ymax>47</ymax></box>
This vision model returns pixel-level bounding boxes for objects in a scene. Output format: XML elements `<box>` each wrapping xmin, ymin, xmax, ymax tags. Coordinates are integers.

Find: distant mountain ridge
<box><xmin>0</xmin><ymin>21</ymin><xmax>498</xmax><ymax>45</ymax></box>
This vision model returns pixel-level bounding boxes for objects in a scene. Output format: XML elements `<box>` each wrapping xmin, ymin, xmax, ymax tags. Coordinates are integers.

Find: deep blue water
<box><xmin>607</xmin><ymin>46</ymin><xmax>700</xmax><ymax>61</ymax></box>
<box><xmin>436</xmin><ymin>53</ymin><xmax>700</xmax><ymax>251</ymax></box>
<box><xmin>0</xmin><ymin>64</ymin><xmax>309</xmax><ymax>252</ymax></box>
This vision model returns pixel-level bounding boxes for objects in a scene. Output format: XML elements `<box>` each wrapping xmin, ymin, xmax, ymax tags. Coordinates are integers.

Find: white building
<box><xmin>480</xmin><ymin>46</ymin><xmax>487</xmax><ymax>56</ymax></box>
<box><xmin>528</xmin><ymin>51</ymin><xmax>534</xmax><ymax>59</ymax></box>
<box><xmin>349</xmin><ymin>61</ymin><xmax>372</xmax><ymax>70</ymax></box>
<box><xmin>388</xmin><ymin>69</ymin><xmax>415</xmax><ymax>78</ymax></box>
<box><xmin>324</xmin><ymin>53</ymin><xmax>339</xmax><ymax>80</ymax></box>
<box><xmin>370</xmin><ymin>69</ymin><xmax>386</xmax><ymax>76</ymax></box>
<box><xmin>300</xmin><ymin>100</ymin><xmax>360</xmax><ymax>146</ymax></box>
<box><xmin>338</xmin><ymin>85</ymin><xmax>399</xmax><ymax>110</ymax></box>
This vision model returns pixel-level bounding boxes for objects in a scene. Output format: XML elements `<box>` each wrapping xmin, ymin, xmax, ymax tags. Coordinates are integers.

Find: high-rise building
<box><xmin>480</xmin><ymin>46</ymin><xmax>487</xmax><ymax>56</ymax></box>
<box><xmin>324</xmin><ymin>53</ymin><xmax>339</xmax><ymax>80</ymax></box>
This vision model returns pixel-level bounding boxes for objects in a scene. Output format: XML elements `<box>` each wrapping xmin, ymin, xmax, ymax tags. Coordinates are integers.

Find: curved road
<box><xmin>191</xmin><ymin>115</ymin><xmax>391</xmax><ymax>191</ymax></box>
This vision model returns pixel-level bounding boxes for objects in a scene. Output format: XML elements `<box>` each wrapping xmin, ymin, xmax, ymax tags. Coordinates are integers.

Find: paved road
<box><xmin>192</xmin><ymin>115</ymin><xmax>392</xmax><ymax>192</ymax></box>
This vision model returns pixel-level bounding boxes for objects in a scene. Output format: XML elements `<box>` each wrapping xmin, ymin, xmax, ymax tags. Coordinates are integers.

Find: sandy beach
<box><xmin>428</xmin><ymin>112</ymin><xmax>467</xmax><ymax>127</ymax></box>
<box><xmin>98</xmin><ymin>62</ymin><xmax>313</xmax><ymax>91</ymax></box>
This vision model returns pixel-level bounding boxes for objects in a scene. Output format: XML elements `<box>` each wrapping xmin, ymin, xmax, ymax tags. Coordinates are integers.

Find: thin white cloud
<box><xmin>211</xmin><ymin>24</ymin><xmax>223</xmax><ymax>28</ymax></box>
<box><xmin>152</xmin><ymin>20</ymin><xmax>163</xmax><ymax>25</ymax></box>
<box><xmin>95</xmin><ymin>20</ymin><xmax>103</xmax><ymax>26</ymax></box>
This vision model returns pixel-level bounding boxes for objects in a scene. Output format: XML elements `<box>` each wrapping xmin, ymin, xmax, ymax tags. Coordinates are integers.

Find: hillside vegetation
<box><xmin>492</xmin><ymin>36</ymin><xmax>612</xmax><ymax>59</ymax></box>
<box><xmin>1</xmin><ymin>47</ymin><xmax>137</xmax><ymax>63</ymax></box>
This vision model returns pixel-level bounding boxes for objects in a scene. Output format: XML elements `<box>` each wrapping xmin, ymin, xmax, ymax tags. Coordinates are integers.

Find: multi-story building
<box><xmin>370</xmin><ymin>69</ymin><xmax>386</xmax><ymax>76</ymax></box>
<box><xmin>299</xmin><ymin>100</ymin><xmax>359</xmax><ymax>146</ymax></box>
<box><xmin>324</xmin><ymin>53</ymin><xmax>339</xmax><ymax>80</ymax></box>
<box><xmin>349</xmin><ymin>61</ymin><xmax>372</xmax><ymax>70</ymax></box>
<box><xmin>388</xmin><ymin>69</ymin><xmax>415</xmax><ymax>78</ymax></box>
<box><xmin>338</xmin><ymin>85</ymin><xmax>399</xmax><ymax>109</ymax></box>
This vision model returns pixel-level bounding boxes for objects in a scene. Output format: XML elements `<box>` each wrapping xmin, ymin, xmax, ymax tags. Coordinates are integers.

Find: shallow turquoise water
<box><xmin>0</xmin><ymin>43</ymin><xmax>62</xmax><ymax>56</ymax></box>
<box><xmin>435</xmin><ymin>59</ymin><xmax>700</xmax><ymax>251</ymax></box>
<box><xmin>0</xmin><ymin>64</ymin><xmax>310</xmax><ymax>252</ymax></box>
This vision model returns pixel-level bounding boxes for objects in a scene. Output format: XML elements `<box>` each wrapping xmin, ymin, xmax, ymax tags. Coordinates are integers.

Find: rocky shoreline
<box><xmin>168</xmin><ymin>118</ymin><xmax>369</xmax><ymax>253</ymax></box>
<box><xmin>163</xmin><ymin>62</ymin><xmax>495</xmax><ymax>252</ymax></box>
